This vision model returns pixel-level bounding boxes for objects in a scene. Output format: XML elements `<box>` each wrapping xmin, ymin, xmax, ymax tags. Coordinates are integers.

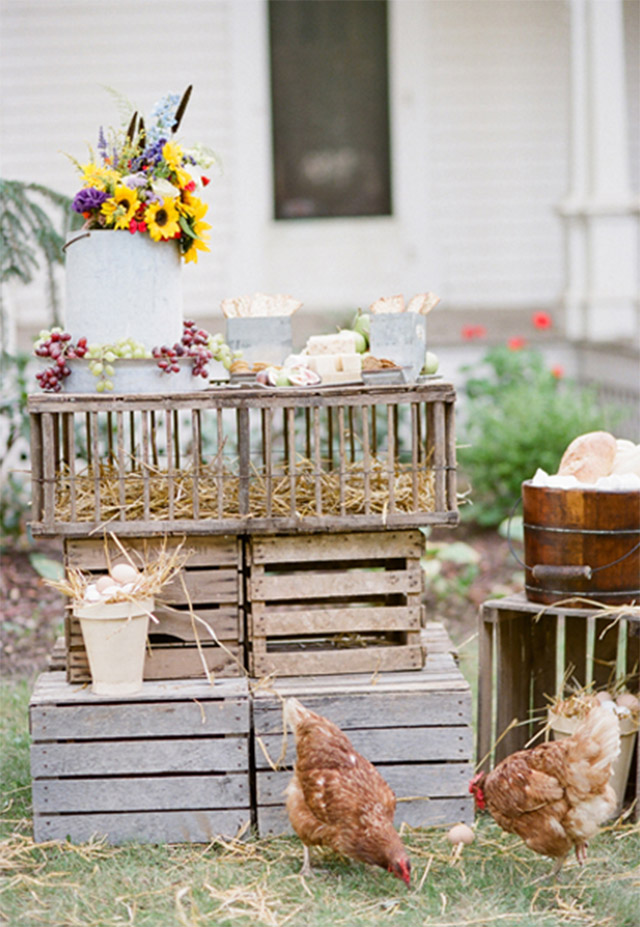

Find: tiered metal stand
<box><xmin>27</xmin><ymin>381</ymin><xmax>474</xmax><ymax>843</ymax></box>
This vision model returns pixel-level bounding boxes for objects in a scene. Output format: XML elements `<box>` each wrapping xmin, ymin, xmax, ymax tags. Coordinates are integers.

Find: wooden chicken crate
<box><xmin>477</xmin><ymin>594</ymin><xmax>640</xmax><ymax>817</ymax></box>
<box><xmin>246</xmin><ymin>530</ymin><xmax>426</xmax><ymax>677</ymax></box>
<box><xmin>64</xmin><ymin>535</ymin><xmax>243</xmax><ymax>682</ymax></box>
<box><xmin>29</xmin><ymin>673</ymin><xmax>252</xmax><ymax>844</ymax></box>
<box><xmin>252</xmin><ymin>622</ymin><xmax>474</xmax><ymax>836</ymax></box>
<box><xmin>28</xmin><ymin>381</ymin><xmax>458</xmax><ymax>537</ymax></box>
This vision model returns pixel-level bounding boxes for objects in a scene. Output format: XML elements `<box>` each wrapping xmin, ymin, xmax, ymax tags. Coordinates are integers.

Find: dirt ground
<box><xmin>0</xmin><ymin>526</ymin><xmax>522</xmax><ymax>681</ymax></box>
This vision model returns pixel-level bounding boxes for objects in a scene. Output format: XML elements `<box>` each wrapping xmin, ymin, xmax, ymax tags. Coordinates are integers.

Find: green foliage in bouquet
<box><xmin>457</xmin><ymin>344</ymin><xmax>622</xmax><ymax>527</ymax></box>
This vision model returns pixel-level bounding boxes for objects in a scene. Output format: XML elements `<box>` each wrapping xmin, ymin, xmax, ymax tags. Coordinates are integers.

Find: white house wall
<box><xmin>1</xmin><ymin>0</ymin><xmax>636</xmax><ymax>352</ymax></box>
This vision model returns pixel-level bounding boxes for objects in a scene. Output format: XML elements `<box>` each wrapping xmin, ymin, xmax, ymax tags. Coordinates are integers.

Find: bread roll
<box><xmin>610</xmin><ymin>439</ymin><xmax>640</xmax><ymax>476</ymax></box>
<box><xmin>557</xmin><ymin>431</ymin><xmax>617</xmax><ymax>482</ymax></box>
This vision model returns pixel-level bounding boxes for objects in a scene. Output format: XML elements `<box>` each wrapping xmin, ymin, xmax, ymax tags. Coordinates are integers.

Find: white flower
<box><xmin>151</xmin><ymin>178</ymin><xmax>181</xmax><ymax>200</ymax></box>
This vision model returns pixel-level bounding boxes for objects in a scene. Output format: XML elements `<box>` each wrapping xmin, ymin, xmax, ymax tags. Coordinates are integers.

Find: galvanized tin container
<box><xmin>368</xmin><ymin>313</ymin><xmax>427</xmax><ymax>381</ymax></box>
<box><xmin>226</xmin><ymin>316</ymin><xmax>292</xmax><ymax>367</ymax></box>
<box><xmin>64</xmin><ymin>230</ymin><xmax>183</xmax><ymax>349</ymax></box>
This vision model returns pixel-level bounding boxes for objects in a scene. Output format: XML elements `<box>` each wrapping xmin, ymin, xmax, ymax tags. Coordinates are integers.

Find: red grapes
<box><xmin>35</xmin><ymin>331</ymin><xmax>87</xmax><ymax>392</ymax></box>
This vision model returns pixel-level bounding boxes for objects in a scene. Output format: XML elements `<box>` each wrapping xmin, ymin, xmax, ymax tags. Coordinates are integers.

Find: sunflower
<box><xmin>101</xmin><ymin>186</ymin><xmax>140</xmax><ymax>230</ymax></box>
<box><xmin>145</xmin><ymin>197</ymin><xmax>181</xmax><ymax>241</ymax></box>
<box><xmin>80</xmin><ymin>161</ymin><xmax>119</xmax><ymax>191</ymax></box>
<box><xmin>162</xmin><ymin>141</ymin><xmax>184</xmax><ymax>172</ymax></box>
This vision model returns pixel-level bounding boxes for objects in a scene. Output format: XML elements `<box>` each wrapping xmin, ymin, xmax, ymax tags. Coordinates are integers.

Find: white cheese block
<box><xmin>306</xmin><ymin>331</ymin><xmax>357</xmax><ymax>355</ymax></box>
<box><xmin>339</xmin><ymin>354</ymin><xmax>362</xmax><ymax>374</ymax></box>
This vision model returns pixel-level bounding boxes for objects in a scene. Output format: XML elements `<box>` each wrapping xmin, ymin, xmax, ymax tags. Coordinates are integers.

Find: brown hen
<box><xmin>283</xmin><ymin>697</ymin><xmax>411</xmax><ymax>886</ymax></box>
<box><xmin>470</xmin><ymin>706</ymin><xmax>620</xmax><ymax>875</ymax></box>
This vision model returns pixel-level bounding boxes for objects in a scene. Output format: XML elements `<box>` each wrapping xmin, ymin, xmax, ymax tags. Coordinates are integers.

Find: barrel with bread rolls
<box><xmin>521</xmin><ymin>431</ymin><xmax>640</xmax><ymax>605</ymax></box>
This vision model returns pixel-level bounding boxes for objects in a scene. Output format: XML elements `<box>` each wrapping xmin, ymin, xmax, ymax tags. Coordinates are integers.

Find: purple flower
<box><xmin>72</xmin><ymin>187</ymin><xmax>109</xmax><ymax>213</ymax></box>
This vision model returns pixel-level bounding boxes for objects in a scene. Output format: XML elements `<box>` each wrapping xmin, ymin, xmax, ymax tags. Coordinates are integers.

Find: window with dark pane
<box><xmin>269</xmin><ymin>0</ymin><xmax>392</xmax><ymax>219</ymax></box>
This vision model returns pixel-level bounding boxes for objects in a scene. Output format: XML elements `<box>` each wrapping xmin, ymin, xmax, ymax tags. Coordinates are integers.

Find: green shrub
<box><xmin>458</xmin><ymin>345</ymin><xmax>622</xmax><ymax>527</ymax></box>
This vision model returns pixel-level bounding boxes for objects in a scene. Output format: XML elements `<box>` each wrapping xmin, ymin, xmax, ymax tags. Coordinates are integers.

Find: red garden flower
<box><xmin>551</xmin><ymin>365</ymin><xmax>564</xmax><ymax>379</ymax></box>
<box><xmin>532</xmin><ymin>312</ymin><xmax>552</xmax><ymax>330</ymax></box>
<box><xmin>461</xmin><ymin>325</ymin><xmax>487</xmax><ymax>340</ymax></box>
<box><xmin>508</xmin><ymin>337</ymin><xmax>527</xmax><ymax>350</ymax></box>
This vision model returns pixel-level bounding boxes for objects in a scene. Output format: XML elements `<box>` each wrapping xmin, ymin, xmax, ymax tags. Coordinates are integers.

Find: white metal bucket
<box><xmin>64</xmin><ymin>230</ymin><xmax>183</xmax><ymax>350</ymax></box>
<box><xmin>74</xmin><ymin>597</ymin><xmax>154</xmax><ymax>696</ymax></box>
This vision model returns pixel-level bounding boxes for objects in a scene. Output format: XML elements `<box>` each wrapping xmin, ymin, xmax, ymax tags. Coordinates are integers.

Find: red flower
<box><xmin>551</xmin><ymin>365</ymin><xmax>564</xmax><ymax>379</ymax></box>
<box><xmin>185</xmin><ymin>180</ymin><xmax>196</xmax><ymax>193</ymax></box>
<box><xmin>532</xmin><ymin>312</ymin><xmax>552</xmax><ymax>330</ymax></box>
<box><xmin>508</xmin><ymin>337</ymin><xmax>527</xmax><ymax>350</ymax></box>
<box><xmin>201</xmin><ymin>175</ymin><xmax>210</xmax><ymax>186</ymax></box>
<box><xmin>461</xmin><ymin>324</ymin><xmax>487</xmax><ymax>340</ymax></box>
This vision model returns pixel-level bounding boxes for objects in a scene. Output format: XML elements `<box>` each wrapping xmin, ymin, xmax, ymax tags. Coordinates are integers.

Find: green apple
<box><xmin>352</xmin><ymin>310</ymin><xmax>371</xmax><ymax>341</ymax></box>
<box><xmin>422</xmin><ymin>351</ymin><xmax>439</xmax><ymax>375</ymax></box>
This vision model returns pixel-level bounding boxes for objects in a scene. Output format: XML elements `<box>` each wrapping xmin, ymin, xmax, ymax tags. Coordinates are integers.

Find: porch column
<box><xmin>560</xmin><ymin>0</ymin><xmax>639</xmax><ymax>342</ymax></box>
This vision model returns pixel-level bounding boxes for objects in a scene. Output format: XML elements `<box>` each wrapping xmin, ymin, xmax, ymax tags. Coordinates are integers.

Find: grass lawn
<box><xmin>1</xmin><ymin>680</ymin><xmax>639</xmax><ymax>927</ymax></box>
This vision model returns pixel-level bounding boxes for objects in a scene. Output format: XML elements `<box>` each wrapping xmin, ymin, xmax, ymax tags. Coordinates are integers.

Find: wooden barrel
<box><xmin>522</xmin><ymin>482</ymin><xmax>640</xmax><ymax>606</ymax></box>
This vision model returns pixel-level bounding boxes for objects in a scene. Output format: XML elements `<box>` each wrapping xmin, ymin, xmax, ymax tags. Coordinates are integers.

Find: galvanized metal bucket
<box><xmin>63</xmin><ymin>230</ymin><xmax>183</xmax><ymax>350</ymax></box>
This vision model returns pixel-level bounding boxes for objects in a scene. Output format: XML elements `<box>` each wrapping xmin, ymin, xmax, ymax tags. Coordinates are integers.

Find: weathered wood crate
<box><xmin>246</xmin><ymin>530</ymin><xmax>425</xmax><ymax>677</ymax></box>
<box><xmin>252</xmin><ymin>623</ymin><xmax>474</xmax><ymax>836</ymax></box>
<box><xmin>477</xmin><ymin>593</ymin><xmax>640</xmax><ymax>817</ymax></box>
<box><xmin>29</xmin><ymin>674</ymin><xmax>251</xmax><ymax>844</ymax></box>
<box><xmin>27</xmin><ymin>382</ymin><xmax>457</xmax><ymax>537</ymax></box>
<box><xmin>64</xmin><ymin>535</ymin><xmax>243</xmax><ymax>683</ymax></box>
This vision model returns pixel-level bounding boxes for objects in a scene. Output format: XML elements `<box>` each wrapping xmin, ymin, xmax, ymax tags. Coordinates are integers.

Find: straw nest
<box><xmin>53</xmin><ymin>455</ymin><xmax>437</xmax><ymax>522</ymax></box>
<box><xmin>47</xmin><ymin>535</ymin><xmax>188</xmax><ymax>604</ymax></box>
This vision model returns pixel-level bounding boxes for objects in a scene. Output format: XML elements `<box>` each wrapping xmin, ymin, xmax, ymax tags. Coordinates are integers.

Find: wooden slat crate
<box><xmin>64</xmin><ymin>535</ymin><xmax>243</xmax><ymax>682</ymax></box>
<box><xmin>477</xmin><ymin>593</ymin><xmax>640</xmax><ymax>818</ymax></box>
<box><xmin>29</xmin><ymin>674</ymin><xmax>251</xmax><ymax>844</ymax></box>
<box><xmin>252</xmin><ymin>623</ymin><xmax>474</xmax><ymax>835</ymax></box>
<box><xmin>247</xmin><ymin>530</ymin><xmax>425</xmax><ymax>677</ymax></box>
<box><xmin>27</xmin><ymin>381</ymin><xmax>457</xmax><ymax>537</ymax></box>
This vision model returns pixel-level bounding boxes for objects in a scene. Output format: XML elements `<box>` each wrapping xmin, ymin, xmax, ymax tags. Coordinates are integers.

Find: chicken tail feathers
<box><xmin>568</xmin><ymin>706</ymin><xmax>621</xmax><ymax>772</ymax></box>
<box><xmin>283</xmin><ymin>697</ymin><xmax>311</xmax><ymax>735</ymax></box>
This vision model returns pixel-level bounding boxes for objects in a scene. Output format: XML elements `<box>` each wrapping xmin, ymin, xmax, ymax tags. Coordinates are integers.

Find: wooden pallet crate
<box><xmin>27</xmin><ymin>382</ymin><xmax>457</xmax><ymax>537</ymax></box>
<box><xmin>247</xmin><ymin>530</ymin><xmax>425</xmax><ymax>677</ymax></box>
<box><xmin>252</xmin><ymin>623</ymin><xmax>474</xmax><ymax>836</ymax></box>
<box><xmin>29</xmin><ymin>674</ymin><xmax>251</xmax><ymax>844</ymax></box>
<box><xmin>64</xmin><ymin>535</ymin><xmax>244</xmax><ymax>682</ymax></box>
<box><xmin>477</xmin><ymin>593</ymin><xmax>640</xmax><ymax>818</ymax></box>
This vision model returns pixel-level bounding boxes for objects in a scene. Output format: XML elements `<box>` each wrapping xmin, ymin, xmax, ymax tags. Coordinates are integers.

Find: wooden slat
<box><xmin>313</xmin><ymin>406</ymin><xmax>322</xmax><ymax>515</ymax></box>
<box><xmin>257</xmin><ymin>797</ymin><xmax>473</xmax><ymax>836</ymax></box>
<box><xmin>252</xmin><ymin>605</ymin><xmax>420</xmax><ymax>637</ymax></box>
<box><xmin>495</xmin><ymin>612</ymin><xmax>532</xmax><ymax>762</ymax></box>
<box><xmin>31</xmin><ymin>696</ymin><xmax>248</xmax><ymax>740</ymax></box>
<box><xmin>251</xmin><ymin>644</ymin><xmax>424</xmax><ymax>678</ymax></box>
<box><xmin>255</xmin><ymin>724</ymin><xmax>472</xmax><ymax>770</ymax></box>
<box><xmin>250</xmin><ymin>530</ymin><xmax>424</xmax><ymax>564</ymax></box>
<box><xmin>30</xmin><ymin>671</ymin><xmax>247</xmax><ymax>704</ymax></box>
<box><xmin>29</xmin><ymin>413</ymin><xmax>44</xmax><ymax>523</ymax></box>
<box><xmin>140</xmin><ymin>410</ymin><xmax>151</xmax><ymax>520</ymax></box>
<box><xmin>42</xmin><ymin>411</ymin><xmax>57</xmax><ymax>528</ymax></box>
<box><xmin>166</xmin><ymin>409</ymin><xmax>175</xmax><ymax>521</ymax></box>
<box><xmin>254</xmin><ymin>686</ymin><xmax>471</xmax><ymax>734</ymax></box>
<box><xmin>593</xmin><ymin>615</ymin><xmax>620</xmax><ymax>690</ymax></box>
<box><xmin>143</xmin><ymin>644</ymin><xmax>242</xmax><ymax>679</ymax></box>
<box><xmin>33</xmin><ymin>774</ymin><xmax>249</xmax><ymax>813</ymax></box>
<box><xmin>33</xmin><ymin>809</ymin><xmax>250</xmax><ymax>845</ymax></box>
<box><xmin>31</xmin><ymin>737</ymin><xmax>248</xmax><ymax>777</ymax></box>
<box><xmin>338</xmin><ymin>405</ymin><xmax>346</xmax><ymax>515</ymax></box>
<box><xmin>445</xmin><ymin>400</ymin><xmax>457</xmax><ymax>511</ymax></box>
<box><xmin>251</xmin><ymin>568</ymin><xmax>421</xmax><ymax>601</ymax></box>
<box><xmin>387</xmin><ymin>403</ymin><xmax>396</xmax><ymax>512</ymax></box>
<box><xmin>257</xmin><ymin>762</ymin><xmax>473</xmax><ymax>805</ymax></box>
<box><xmin>161</xmin><ymin>567</ymin><xmax>239</xmax><ymax>604</ymax></box>
<box><xmin>65</xmin><ymin>535</ymin><xmax>240</xmax><ymax>569</ymax></box>
<box><xmin>564</xmin><ymin>613</ymin><xmax>588</xmax><ymax>689</ymax></box>
<box><xmin>191</xmin><ymin>407</ymin><xmax>201</xmax><ymax>518</ymax></box>
<box><xmin>362</xmin><ymin>405</ymin><xmax>371</xmax><ymax>515</ymax></box>
<box><xmin>530</xmin><ymin>612</ymin><xmax>557</xmax><ymax>733</ymax></box>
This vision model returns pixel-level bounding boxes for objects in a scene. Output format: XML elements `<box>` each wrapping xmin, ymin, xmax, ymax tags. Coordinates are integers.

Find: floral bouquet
<box><xmin>70</xmin><ymin>85</ymin><xmax>214</xmax><ymax>264</ymax></box>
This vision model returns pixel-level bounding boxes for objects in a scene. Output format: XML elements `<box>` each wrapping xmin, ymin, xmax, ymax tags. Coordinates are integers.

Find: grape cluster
<box><xmin>34</xmin><ymin>329</ymin><xmax>88</xmax><ymax>392</ymax></box>
<box><xmin>152</xmin><ymin>320</ymin><xmax>236</xmax><ymax>380</ymax></box>
<box><xmin>86</xmin><ymin>338</ymin><xmax>150</xmax><ymax>392</ymax></box>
